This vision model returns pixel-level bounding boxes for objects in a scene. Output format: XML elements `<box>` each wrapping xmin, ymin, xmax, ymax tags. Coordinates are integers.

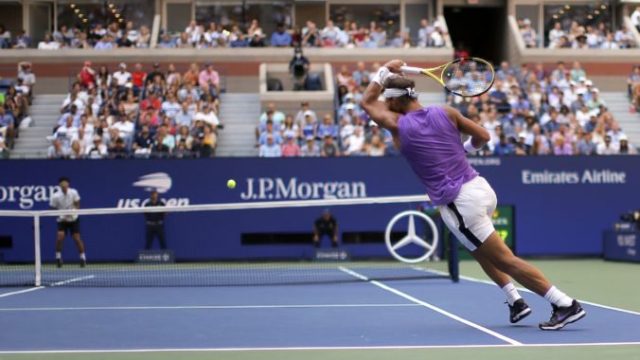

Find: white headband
<box><xmin>383</xmin><ymin>87</ymin><xmax>418</xmax><ymax>99</ymax></box>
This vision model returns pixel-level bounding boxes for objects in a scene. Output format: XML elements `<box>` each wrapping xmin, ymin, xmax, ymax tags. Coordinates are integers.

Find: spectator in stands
<box><xmin>259</xmin><ymin>134</ymin><xmax>282</xmax><ymax>157</ymax></box>
<box><xmin>13</xmin><ymin>30</ymin><xmax>31</xmax><ymax>49</ymax></box>
<box><xmin>194</xmin><ymin>104</ymin><xmax>220</xmax><ymax>128</ymax></box>
<box><xmin>94</xmin><ymin>34</ymin><xmax>115</xmax><ymax>50</ymax></box>
<box><xmin>301</xmin><ymin>136</ymin><xmax>320</xmax><ymax>157</ymax></box>
<box><xmin>302</xmin><ymin>21</ymin><xmax>321</xmax><ymax>47</ymax></box>
<box><xmin>0</xmin><ymin>24</ymin><xmax>11</xmax><ymax>48</ymax></box>
<box><xmin>321</xmin><ymin>135</ymin><xmax>340</xmax><ymax>157</ymax></box>
<box><xmin>317</xmin><ymin>114</ymin><xmax>338</xmax><ymax>139</ymax></box>
<box><xmin>17</xmin><ymin>62</ymin><xmax>36</xmax><ymax>97</ymax></box>
<box><xmin>343</xmin><ymin>126</ymin><xmax>365</xmax><ymax>156</ymax></box>
<box><xmin>271</xmin><ymin>23</ymin><xmax>292</xmax><ymax>47</ymax></box>
<box><xmin>78</xmin><ymin>61</ymin><xmax>96</xmax><ymax>89</ymax></box>
<box><xmin>619</xmin><ymin>135</ymin><xmax>637</xmax><ymax>155</ymax></box>
<box><xmin>597</xmin><ymin>135</ymin><xmax>619</xmax><ymax>155</ymax></box>
<box><xmin>366</xmin><ymin>134</ymin><xmax>386</xmax><ymax>156</ymax></box>
<box><xmin>281</xmin><ymin>115</ymin><xmax>300</xmax><ymax>141</ymax></box>
<box><xmin>85</xmin><ymin>135</ymin><xmax>108</xmax><ymax>159</ymax></box>
<box><xmin>38</xmin><ymin>33</ymin><xmax>59</xmax><ymax>50</ymax></box>
<box><xmin>47</xmin><ymin>139</ymin><xmax>67</xmax><ymax>159</ymax></box>
<box><xmin>198</xmin><ymin>124</ymin><xmax>217</xmax><ymax>157</ymax></box>
<box><xmin>519</xmin><ymin>18</ymin><xmax>538</xmax><ymax>48</ymax></box>
<box><xmin>294</xmin><ymin>102</ymin><xmax>317</xmax><ymax>125</ymax></box>
<box><xmin>281</xmin><ymin>134</ymin><xmax>301</xmax><ymax>157</ymax></box>
<box><xmin>417</xmin><ymin>19</ymin><xmax>434</xmax><ymax>47</ymax></box>
<box><xmin>0</xmin><ymin>136</ymin><xmax>7</xmax><ymax>158</ymax></box>
<box><xmin>112</xmin><ymin>63</ymin><xmax>131</xmax><ymax>93</ymax></box>
<box><xmin>0</xmin><ymin>106</ymin><xmax>15</xmax><ymax>148</ymax></box>
<box><xmin>258</xmin><ymin>120</ymin><xmax>282</xmax><ymax>146</ymax></box>
<box><xmin>132</xmin><ymin>125</ymin><xmax>153</xmax><ymax>157</ymax></box>
<box><xmin>131</xmin><ymin>63</ymin><xmax>146</xmax><ymax>95</ymax></box>
<box><xmin>352</xmin><ymin>62</ymin><xmax>370</xmax><ymax>87</ymax></box>
<box><xmin>198</xmin><ymin>63</ymin><xmax>220</xmax><ymax>98</ymax></box>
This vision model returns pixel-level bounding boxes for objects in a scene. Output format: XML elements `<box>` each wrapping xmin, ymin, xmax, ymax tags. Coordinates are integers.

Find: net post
<box><xmin>33</xmin><ymin>214</ymin><xmax>42</xmax><ymax>287</ymax></box>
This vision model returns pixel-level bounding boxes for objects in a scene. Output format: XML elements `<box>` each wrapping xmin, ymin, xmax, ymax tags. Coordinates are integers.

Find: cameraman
<box><xmin>289</xmin><ymin>47</ymin><xmax>309</xmax><ymax>91</ymax></box>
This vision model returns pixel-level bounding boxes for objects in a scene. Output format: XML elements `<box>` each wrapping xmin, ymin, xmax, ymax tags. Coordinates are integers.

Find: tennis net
<box><xmin>0</xmin><ymin>195</ymin><xmax>458</xmax><ymax>287</ymax></box>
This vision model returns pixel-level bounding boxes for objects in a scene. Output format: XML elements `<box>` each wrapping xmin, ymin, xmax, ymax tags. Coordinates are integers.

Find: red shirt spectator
<box><xmin>131</xmin><ymin>63</ymin><xmax>146</xmax><ymax>88</ymax></box>
<box><xmin>281</xmin><ymin>135</ymin><xmax>301</xmax><ymax>157</ymax></box>
<box><xmin>140</xmin><ymin>94</ymin><xmax>161</xmax><ymax>112</ymax></box>
<box><xmin>78</xmin><ymin>61</ymin><xmax>96</xmax><ymax>89</ymax></box>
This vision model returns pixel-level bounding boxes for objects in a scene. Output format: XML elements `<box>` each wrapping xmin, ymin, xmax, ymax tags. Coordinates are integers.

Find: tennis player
<box><xmin>360</xmin><ymin>59</ymin><xmax>586</xmax><ymax>331</ymax></box>
<box><xmin>49</xmin><ymin>177</ymin><xmax>87</xmax><ymax>268</ymax></box>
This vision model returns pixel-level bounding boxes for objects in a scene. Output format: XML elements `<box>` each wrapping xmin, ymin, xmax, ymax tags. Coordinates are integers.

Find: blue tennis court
<box><xmin>1</xmin><ymin>265</ymin><xmax>639</xmax><ymax>355</ymax></box>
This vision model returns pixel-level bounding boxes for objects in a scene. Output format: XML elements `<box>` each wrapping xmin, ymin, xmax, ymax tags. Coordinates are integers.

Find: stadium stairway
<box><xmin>216</xmin><ymin>93</ymin><xmax>261</xmax><ymax>157</ymax></box>
<box><xmin>601</xmin><ymin>92</ymin><xmax>640</xmax><ymax>147</ymax></box>
<box><xmin>11</xmin><ymin>94</ymin><xmax>64</xmax><ymax>159</ymax></box>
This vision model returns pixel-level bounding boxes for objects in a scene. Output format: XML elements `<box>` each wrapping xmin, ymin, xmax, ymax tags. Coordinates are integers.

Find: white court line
<box><xmin>49</xmin><ymin>275</ymin><xmax>95</xmax><ymax>287</ymax></box>
<box><xmin>338</xmin><ymin>266</ymin><xmax>522</xmax><ymax>346</ymax></box>
<box><xmin>0</xmin><ymin>287</ymin><xmax>44</xmax><ymax>299</ymax></box>
<box><xmin>418</xmin><ymin>268</ymin><xmax>640</xmax><ymax>317</ymax></box>
<box><xmin>0</xmin><ymin>275</ymin><xmax>95</xmax><ymax>299</ymax></box>
<box><xmin>2</xmin><ymin>342</ymin><xmax>640</xmax><ymax>354</ymax></box>
<box><xmin>0</xmin><ymin>303</ymin><xmax>419</xmax><ymax>312</ymax></box>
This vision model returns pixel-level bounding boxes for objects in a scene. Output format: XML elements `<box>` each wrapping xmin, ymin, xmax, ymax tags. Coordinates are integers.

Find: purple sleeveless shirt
<box><xmin>398</xmin><ymin>106</ymin><xmax>478</xmax><ymax>206</ymax></box>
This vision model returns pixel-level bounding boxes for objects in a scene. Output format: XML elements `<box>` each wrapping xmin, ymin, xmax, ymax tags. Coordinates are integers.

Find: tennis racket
<box><xmin>400</xmin><ymin>57</ymin><xmax>495</xmax><ymax>97</ymax></box>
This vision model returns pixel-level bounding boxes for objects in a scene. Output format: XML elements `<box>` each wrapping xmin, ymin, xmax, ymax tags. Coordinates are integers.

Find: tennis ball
<box><xmin>227</xmin><ymin>179</ymin><xmax>237</xmax><ymax>189</ymax></box>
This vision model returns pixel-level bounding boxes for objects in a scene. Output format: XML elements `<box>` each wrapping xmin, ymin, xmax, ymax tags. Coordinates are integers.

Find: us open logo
<box><xmin>117</xmin><ymin>173</ymin><xmax>190</xmax><ymax>208</ymax></box>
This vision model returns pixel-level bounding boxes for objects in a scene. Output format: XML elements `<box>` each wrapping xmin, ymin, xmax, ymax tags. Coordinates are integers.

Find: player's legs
<box><xmin>55</xmin><ymin>228</ymin><xmax>65</xmax><ymax>267</ymax></box>
<box><xmin>470</xmin><ymin>249</ymin><xmax>511</xmax><ymax>288</ymax></box>
<box><xmin>473</xmin><ymin>233</ymin><xmax>550</xmax><ymax>296</ymax></box>
<box><xmin>70</xmin><ymin>221</ymin><xmax>86</xmax><ymax>266</ymax></box>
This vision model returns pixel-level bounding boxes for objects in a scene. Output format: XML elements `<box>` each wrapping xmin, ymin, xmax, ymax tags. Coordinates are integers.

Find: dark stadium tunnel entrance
<box><xmin>444</xmin><ymin>4</ymin><xmax>507</xmax><ymax>65</ymax></box>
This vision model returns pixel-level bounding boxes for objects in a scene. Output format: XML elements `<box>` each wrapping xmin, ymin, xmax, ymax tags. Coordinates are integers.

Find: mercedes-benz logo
<box><xmin>385</xmin><ymin>210</ymin><xmax>439</xmax><ymax>263</ymax></box>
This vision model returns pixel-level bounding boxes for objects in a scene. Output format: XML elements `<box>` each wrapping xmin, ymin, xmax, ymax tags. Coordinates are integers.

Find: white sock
<box><xmin>79</xmin><ymin>253</ymin><xmax>86</xmax><ymax>261</ymax></box>
<box><xmin>544</xmin><ymin>286</ymin><xmax>573</xmax><ymax>307</ymax></box>
<box><xmin>55</xmin><ymin>252</ymin><xmax>62</xmax><ymax>260</ymax></box>
<box><xmin>501</xmin><ymin>282</ymin><xmax>522</xmax><ymax>306</ymax></box>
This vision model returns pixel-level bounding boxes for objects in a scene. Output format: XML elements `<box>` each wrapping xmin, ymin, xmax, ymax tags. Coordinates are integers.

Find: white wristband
<box><xmin>372</xmin><ymin>66</ymin><xmax>390</xmax><ymax>86</ymax></box>
<box><xmin>463</xmin><ymin>138</ymin><xmax>481</xmax><ymax>153</ymax></box>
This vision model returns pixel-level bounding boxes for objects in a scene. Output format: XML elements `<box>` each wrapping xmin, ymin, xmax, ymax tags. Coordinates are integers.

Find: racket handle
<box><xmin>400</xmin><ymin>66</ymin><xmax>423</xmax><ymax>75</ymax></box>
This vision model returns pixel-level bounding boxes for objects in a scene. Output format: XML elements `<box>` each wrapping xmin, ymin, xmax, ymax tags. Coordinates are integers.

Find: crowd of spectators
<box><xmin>516</xmin><ymin>17</ymin><xmax>636</xmax><ymax>49</ymax></box>
<box><xmin>159</xmin><ymin>18</ymin><xmax>447</xmax><ymax>49</ymax></box>
<box><xmin>1</xmin><ymin>16</ymin><xmax>448</xmax><ymax>50</ymax></box>
<box><xmin>545</xmin><ymin>20</ymin><xmax>635</xmax><ymax>49</ymax></box>
<box><xmin>256</xmin><ymin>61</ymin><xmax>396</xmax><ymax>158</ymax></box>
<box><xmin>449</xmin><ymin>60</ymin><xmax>637</xmax><ymax>156</ymax></box>
<box><xmin>0</xmin><ymin>62</ymin><xmax>35</xmax><ymax>158</ymax></box>
<box><xmin>0</xmin><ymin>21</ymin><xmax>150</xmax><ymax>50</ymax></box>
<box><xmin>47</xmin><ymin>61</ymin><xmax>223</xmax><ymax>159</ymax></box>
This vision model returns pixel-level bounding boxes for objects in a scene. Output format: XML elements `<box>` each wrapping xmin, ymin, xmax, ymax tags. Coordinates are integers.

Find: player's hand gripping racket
<box><xmin>400</xmin><ymin>57</ymin><xmax>495</xmax><ymax>97</ymax></box>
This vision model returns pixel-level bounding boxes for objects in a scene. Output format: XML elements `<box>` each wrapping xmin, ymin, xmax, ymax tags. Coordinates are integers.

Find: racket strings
<box><xmin>444</xmin><ymin>60</ymin><xmax>494</xmax><ymax>97</ymax></box>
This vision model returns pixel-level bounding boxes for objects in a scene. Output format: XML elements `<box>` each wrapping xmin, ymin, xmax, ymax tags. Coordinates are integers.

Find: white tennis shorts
<box><xmin>439</xmin><ymin>176</ymin><xmax>497</xmax><ymax>252</ymax></box>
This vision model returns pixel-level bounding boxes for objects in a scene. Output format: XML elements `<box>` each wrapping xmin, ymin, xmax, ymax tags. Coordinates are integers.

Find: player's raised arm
<box><xmin>445</xmin><ymin>106</ymin><xmax>490</xmax><ymax>152</ymax></box>
<box><xmin>360</xmin><ymin>60</ymin><xmax>405</xmax><ymax>132</ymax></box>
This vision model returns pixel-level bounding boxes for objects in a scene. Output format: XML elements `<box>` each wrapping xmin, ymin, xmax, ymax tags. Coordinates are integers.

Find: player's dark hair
<box><xmin>384</xmin><ymin>76</ymin><xmax>417</xmax><ymax>109</ymax></box>
<box><xmin>58</xmin><ymin>177</ymin><xmax>70</xmax><ymax>184</ymax></box>
<box><xmin>384</xmin><ymin>76</ymin><xmax>415</xmax><ymax>91</ymax></box>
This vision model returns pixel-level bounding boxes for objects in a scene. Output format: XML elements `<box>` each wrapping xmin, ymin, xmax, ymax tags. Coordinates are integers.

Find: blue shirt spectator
<box><xmin>270</xmin><ymin>25</ymin><xmax>292</xmax><ymax>47</ymax></box>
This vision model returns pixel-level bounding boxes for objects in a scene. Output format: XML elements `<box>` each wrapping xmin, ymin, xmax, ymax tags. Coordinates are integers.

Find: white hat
<box><xmin>619</xmin><ymin>134</ymin><xmax>628</xmax><ymax>141</ymax></box>
<box><xmin>345</xmin><ymin>103</ymin><xmax>356</xmax><ymax>110</ymax></box>
<box><xmin>303</xmin><ymin>110</ymin><xmax>314</xmax><ymax>117</ymax></box>
<box><xmin>591</xmin><ymin>88</ymin><xmax>599</xmax><ymax>93</ymax></box>
<box><xmin>523</xmin><ymin>18</ymin><xmax>531</xmax><ymax>25</ymax></box>
<box><xmin>518</xmin><ymin>131</ymin><xmax>527</xmax><ymax>138</ymax></box>
<box><xmin>585</xmin><ymin>80</ymin><xmax>593</xmax><ymax>86</ymax></box>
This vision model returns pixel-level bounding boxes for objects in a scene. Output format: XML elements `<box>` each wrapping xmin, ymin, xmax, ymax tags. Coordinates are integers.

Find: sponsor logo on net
<box><xmin>522</xmin><ymin>169</ymin><xmax>627</xmax><ymax>185</ymax></box>
<box><xmin>240</xmin><ymin>177</ymin><xmax>367</xmax><ymax>200</ymax></box>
